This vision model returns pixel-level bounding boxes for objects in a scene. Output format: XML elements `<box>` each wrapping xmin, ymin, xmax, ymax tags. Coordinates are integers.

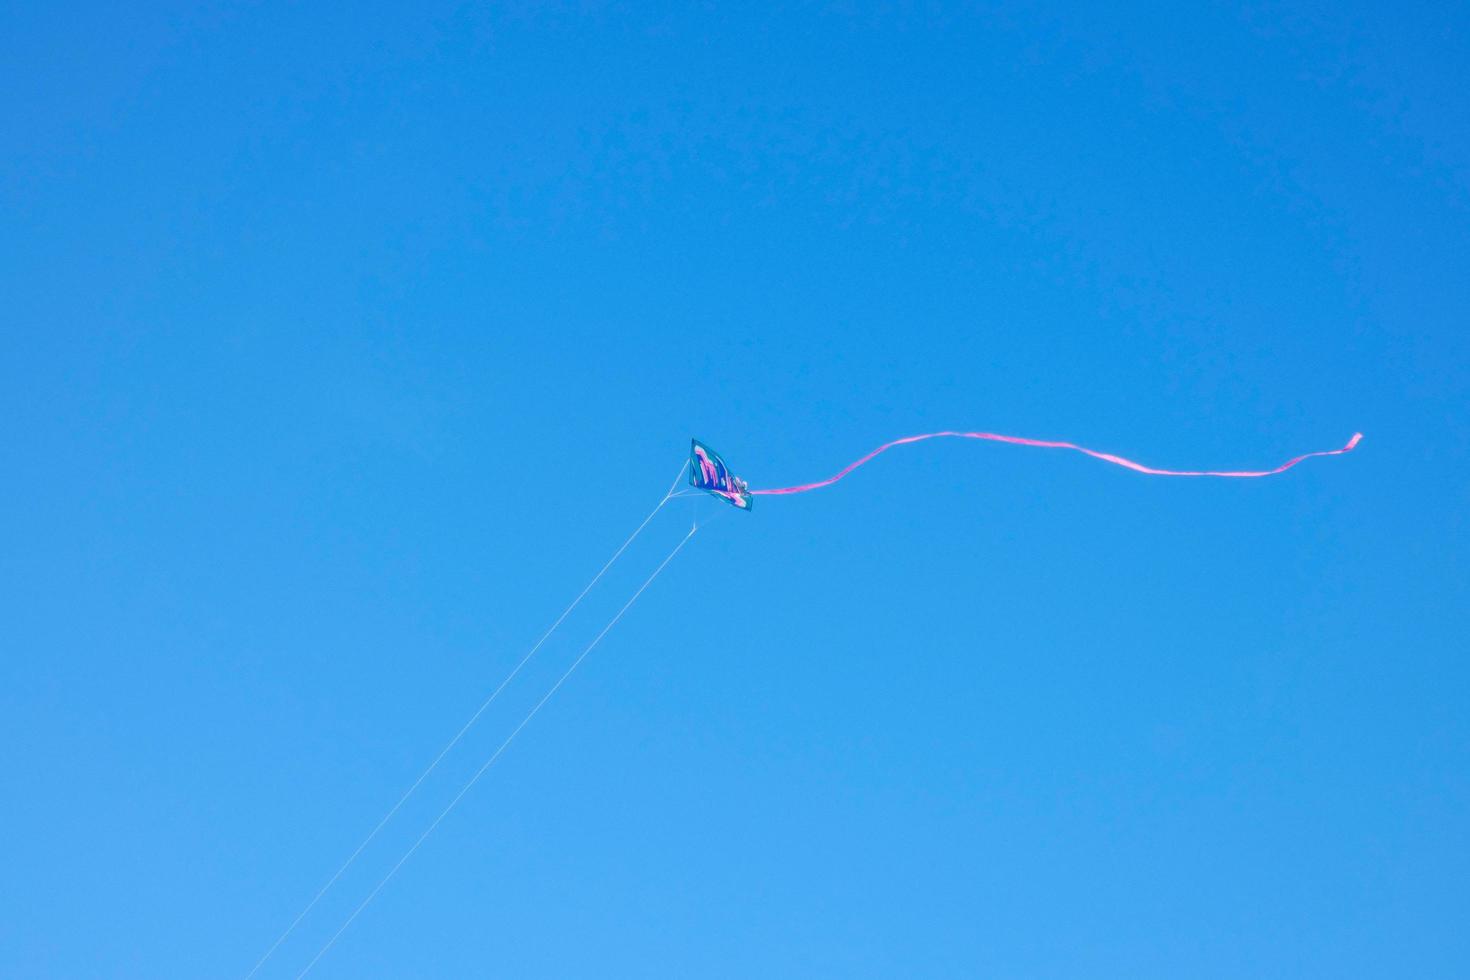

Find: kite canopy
<box><xmin>690</xmin><ymin>439</ymin><xmax>752</xmax><ymax>511</ymax></box>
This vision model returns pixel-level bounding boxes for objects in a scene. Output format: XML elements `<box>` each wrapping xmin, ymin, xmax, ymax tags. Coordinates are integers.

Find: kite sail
<box><xmin>690</xmin><ymin>439</ymin><xmax>753</xmax><ymax>511</ymax></box>
<box><xmin>747</xmin><ymin>430</ymin><xmax>1363</xmax><ymax>497</ymax></box>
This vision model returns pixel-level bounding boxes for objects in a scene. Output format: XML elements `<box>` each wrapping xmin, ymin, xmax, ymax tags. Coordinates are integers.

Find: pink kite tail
<box><xmin>749</xmin><ymin>430</ymin><xmax>1363</xmax><ymax>496</ymax></box>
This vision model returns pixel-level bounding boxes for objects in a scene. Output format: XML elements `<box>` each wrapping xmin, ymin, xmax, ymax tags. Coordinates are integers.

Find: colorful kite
<box><xmin>691</xmin><ymin>429</ymin><xmax>1362</xmax><ymax>503</ymax></box>
<box><xmin>257</xmin><ymin>426</ymin><xmax>1362</xmax><ymax>977</ymax></box>
<box><xmin>689</xmin><ymin>439</ymin><xmax>753</xmax><ymax>511</ymax></box>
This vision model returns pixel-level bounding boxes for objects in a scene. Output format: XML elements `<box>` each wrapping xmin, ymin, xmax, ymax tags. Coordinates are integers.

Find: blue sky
<box><xmin>2</xmin><ymin>3</ymin><xmax>1466</xmax><ymax>977</ymax></box>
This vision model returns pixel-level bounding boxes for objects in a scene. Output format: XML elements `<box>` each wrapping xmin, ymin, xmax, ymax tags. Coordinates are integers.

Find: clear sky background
<box><xmin>3</xmin><ymin>4</ymin><xmax>1467</xmax><ymax>978</ymax></box>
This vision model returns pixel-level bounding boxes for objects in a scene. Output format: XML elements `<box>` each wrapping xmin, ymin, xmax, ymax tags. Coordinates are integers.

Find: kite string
<box><xmin>296</xmin><ymin>523</ymin><xmax>700</xmax><ymax>978</ymax></box>
<box><xmin>750</xmin><ymin>430</ymin><xmax>1363</xmax><ymax>495</ymax></box>
<box><xmin>243</xmin><ymin>460</ymin><xmax>689</xmax><ymax>980</ymax></box>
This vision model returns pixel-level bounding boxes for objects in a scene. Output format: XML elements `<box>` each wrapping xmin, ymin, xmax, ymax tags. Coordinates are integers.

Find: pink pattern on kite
<box><xmin>750</xmin><ymin>430</ymin><xmax>1363</xmax><ymax>495</ymax></box>
<box><xmin>693</xmin><ymin>445</ymin><xmax>721</xmax><ymax>486</ymax></box>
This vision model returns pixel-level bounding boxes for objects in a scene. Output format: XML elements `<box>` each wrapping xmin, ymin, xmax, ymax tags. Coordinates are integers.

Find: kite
<box><xmin>255</xmin><ymin>427</ymin><xmax>1361</xmax><ymax>977</ymax></box>
<box><xmin>689</xmin><ymin>429</ymin><xmax>1362</xmax><ymax>500</ymax></box>
<box><xmin>689</xmin><ymin>439</ymin><xmax>753</xmax><ymax>510</ymax></box>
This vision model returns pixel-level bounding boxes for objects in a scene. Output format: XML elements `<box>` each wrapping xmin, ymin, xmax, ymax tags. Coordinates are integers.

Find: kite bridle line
<box><xmin>296</xmin><ymin>521</ymin><xmax>702</xmax><ymax>978</ymax></box>
<box><xmin>244</xmin><ymin>459</ymin><xmax>690</xmax><ymax>980</ymax></box>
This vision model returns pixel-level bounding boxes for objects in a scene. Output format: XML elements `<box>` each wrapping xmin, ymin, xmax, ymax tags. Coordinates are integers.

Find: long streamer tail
<box><xmin>751</xmin><ymin>431</ymin><xmax>1362</xmax><ymax>496</ymax></box>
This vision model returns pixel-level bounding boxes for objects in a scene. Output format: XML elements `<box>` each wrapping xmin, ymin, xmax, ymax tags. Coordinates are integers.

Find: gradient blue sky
<box><xmin>3</xmin><ymin>4</ymin><xmax>1467</xmax><ymax>978</ymax></box>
